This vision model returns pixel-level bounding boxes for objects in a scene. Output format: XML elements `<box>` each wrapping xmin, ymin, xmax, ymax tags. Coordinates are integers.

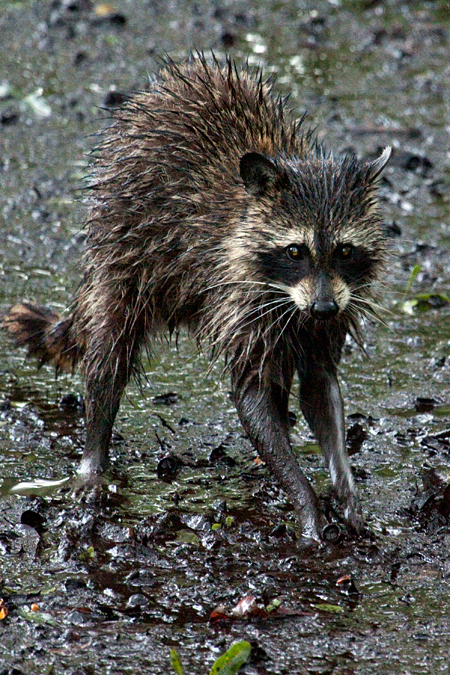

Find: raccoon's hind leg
<box><xmin>297</xmin><ymin>346</ymin><xmax>364</xmax><ymax>534</ymax></box>
<box><xmin>231</xmin><ymin>356</ymin><xmax>323</xmax><ymax>542</ymax></box>
<box><xmin>77</xmin><ymin>291</ymin><xmax>147</xmax><ymax>479</ymax></box>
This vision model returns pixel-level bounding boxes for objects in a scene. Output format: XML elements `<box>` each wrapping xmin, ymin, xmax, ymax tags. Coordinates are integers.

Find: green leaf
<box><xmin>266</xmin><ymin>598</ymin><xmax>281</xmax><ymax>613</ymax></box>
<box><xmin>17</xmin><ymin>609</ymin><xmax>59</xmax><ymax>627</ymax></box>
<box><xmin>209</xmin><ymin>641</ymin><xmax>251</xmax><ymax>675</ymax></box>
<box><xmin>79</xmin><ymin>545</ymin><xmax>96</xmax><ymax>561</ymax></box>
<box><xmin>297</xmin><ymin>442</ymin><xmax>322</xmax><ymax>455</ymax></box>
<box><xmin>173</xmin><ymin>530</ymin><xmax>200</xmax><ymax>545</ymax></box>
<box><xmin>313</xmin><ymin>603</ymin><xmax>343</xmax><ymax>613</ymax></box>
<box><xmin>401</xmin><ymin>298</ymin><xmax>418</xmax><ymax>315</ymax></box>
<box><xmin>170</xmin><ymin>649</ymin><xmax>184</xmax><ymax>675</ymax></box>
<box><xmin>406</xmin><ymin>264</ymin><xmax>422</xmax><ymax>293</ymax></box>
<box><xmin>402</xmin><ymin>292</ymin><xmax>450</xmax><ymax>314</ymax></box>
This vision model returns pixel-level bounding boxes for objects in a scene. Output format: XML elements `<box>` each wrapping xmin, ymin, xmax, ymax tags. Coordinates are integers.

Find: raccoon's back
<box><xmin>87</xmin><ymin>55</ymin><xmax>308</xmax><ymax>246</ymax></box>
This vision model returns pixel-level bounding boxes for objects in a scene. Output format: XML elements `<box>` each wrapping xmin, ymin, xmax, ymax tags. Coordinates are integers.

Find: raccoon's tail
<box><xmin>2</xmin><ymin>302</ymin><xmax>80</xmax><ymax>374</ymax></box>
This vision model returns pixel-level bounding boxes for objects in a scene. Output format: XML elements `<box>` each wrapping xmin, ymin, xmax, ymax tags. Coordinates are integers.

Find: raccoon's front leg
<box><xmin>298</xmin><ymin>355</ymin><xmax>363</xmax><ymax>533</ymax></box>
<box><xmin>231</xmin><ymin>363</ymin><xmax>323</xmax><ymax>541</ymax></box>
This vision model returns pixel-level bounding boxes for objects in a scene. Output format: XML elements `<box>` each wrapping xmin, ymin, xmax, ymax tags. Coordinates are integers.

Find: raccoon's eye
<box><xmin>335</xmin><ymin>243</ymin><xmax>354</xmax><ymax>260</ymax></box>
<box><xmin>285</xmin><ymin>244</ymin><xmax>308</xmax><ymax>261</ymax></box>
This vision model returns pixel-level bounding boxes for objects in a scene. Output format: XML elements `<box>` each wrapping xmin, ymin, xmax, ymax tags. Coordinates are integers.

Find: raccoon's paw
<box><xmin>294</xmin><ymin>503</ymin><xmax>326</xmax><ymax>545</ymax></box>
<box><xmin>71</xmin><ymin>470</ymin><xmax>107</xmax><ymax>501</ymax></box>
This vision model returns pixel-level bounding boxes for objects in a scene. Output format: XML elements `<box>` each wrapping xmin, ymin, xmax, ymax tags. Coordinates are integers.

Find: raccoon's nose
<box><xmin>311</xmin><ymin>300</ymin><xmax>339</xmax><ymax>320</ymax></box>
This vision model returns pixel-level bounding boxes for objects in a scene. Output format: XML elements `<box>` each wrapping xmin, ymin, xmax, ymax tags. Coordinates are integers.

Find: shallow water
<box><xmin>0</xmin><ymin>1</ymin><xmax>449</xmax><ymax>673</ymax></box>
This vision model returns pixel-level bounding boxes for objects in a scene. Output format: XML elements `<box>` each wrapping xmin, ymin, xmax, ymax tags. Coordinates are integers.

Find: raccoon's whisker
<box><xmin>197</xmin><ymin>295</ymin><xmax>292</xmax><ymax>350</ymax></box>
<box><xmin>226</xmin><ymin>297</ymin><xmax>294</xmax><ymax>337</ymax></box>
<box><xmin>266</xmin><ymin>282</ymin><xmax>291</xmax><ymax>295</ymax></box>
<box><xmin>237</xmin><ymin>288</ymin><xmax>286</xmax><ymax>298</ymax></box>
<box><xmin>202</xmin><ymin>279</ymin><xmax>287</xmax><ymax>295</ymax></box>
<box><xmin>347</xmin><ymin>300</ymin><xmax>390</xmax><ymax>329</ymax></box>
<box><xmin>263</xmin><ymin>303</ymin><xmax>294</xmax><ymax>337</ymax></box>
<box><xmin>354</xmin><ymin>280</ymin><xmax>399</xmax><ymax>299</ymax></box>
<box><xmin>222</xmin><ymin>294</ymin><xmax>289</xmax><ymax>321</ymax></box>
<box><xmin>359</xmin><ymin>313</ymin><xmax>390</xmax><ymax>330</ymax></box>
<box><xmin>349</xmin><ymin>294</ymin><xmax>382</xmax><ymax>310</ymax></box>
<box><xmin>269</xmin><ymin>302</ymin><xmax>299</xmax><ymax>348</ymax></box>
<box><xmin>350</xmin><ymin>294</ymin><xmax>393</xmax><ymax>317</ymax></box>
<box><xmin>209</xmin><ymin>297</ymin><xmax>293</xmax><ymax>347</ymax></box>
<box><xmin>352</xmin><ymin>307</ymin><xmax>385</xmax><ymax>327</ymax></box>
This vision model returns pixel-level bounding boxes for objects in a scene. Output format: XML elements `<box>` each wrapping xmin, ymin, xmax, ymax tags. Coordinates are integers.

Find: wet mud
<box><xmin>0</xmin><ymin>1</ymin><xmax>450</xmax><ymax>673</ymax></box>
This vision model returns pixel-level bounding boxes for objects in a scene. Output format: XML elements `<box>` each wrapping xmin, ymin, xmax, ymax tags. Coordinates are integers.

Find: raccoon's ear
<box><xmin>366</xmin><ymin>146</ymin><xmax>392</xmax><ymax>181</ymax></box>
<box><xmin>240</xmin><ymin>152</ymin><xmax>284</xmax><ymax>197</ymax></box>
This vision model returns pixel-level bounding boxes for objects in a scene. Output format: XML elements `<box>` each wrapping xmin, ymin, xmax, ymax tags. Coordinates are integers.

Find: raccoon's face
<box><xmin>254</xmin><ymin>233</ymin><xmax>380</xmax><ymax>320</ymax></box>
<box><xmin>238</xmin><ymin>147</ymin><xmax>391</xmax><ymax>321</ymax></box>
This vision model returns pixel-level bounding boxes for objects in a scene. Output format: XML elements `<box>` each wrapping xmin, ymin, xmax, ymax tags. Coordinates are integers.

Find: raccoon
<box><xmin>3</xmin><ymin>54</ymin><xmax>391</xmax><ymax>541</ymax></box>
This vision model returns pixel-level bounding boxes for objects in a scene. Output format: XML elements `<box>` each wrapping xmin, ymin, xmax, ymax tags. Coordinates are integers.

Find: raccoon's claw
<box><xmin>71</xmin><ymin>471</ymin><xmax>107</xmax><ymax>501</ymax></box>
<box><xmin>294</xmin><ymin>504</ymin><xmax>326</xmax><ymax>544</ymax></box>
<box><xmin>344</xmin><ymin>494</ymin><xmax>365</xmax><ymax>534</ymax></box>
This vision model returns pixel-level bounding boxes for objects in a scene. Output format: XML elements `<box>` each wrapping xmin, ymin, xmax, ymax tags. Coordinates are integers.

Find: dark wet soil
<box><xmin>1</xmin><ymin>1</ymin><xmax>450</xmax><ymax>673</ymax></box>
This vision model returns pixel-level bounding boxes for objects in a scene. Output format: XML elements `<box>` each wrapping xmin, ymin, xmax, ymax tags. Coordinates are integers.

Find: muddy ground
<box><xmin>0</xmin><ymin>0</ymin><xmax>450</xmax><ymax>673</ymax></box>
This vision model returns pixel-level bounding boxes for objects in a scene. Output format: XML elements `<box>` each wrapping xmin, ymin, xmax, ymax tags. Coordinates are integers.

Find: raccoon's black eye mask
<box><xmin>332</xmin><ymin>244</ymin><xmax>377</xmax><ymax>286</ymax></box>
<box><xmin>257</xmin><ymin>244</ymin><xmax>312</xmax><ymax>285</ymax></box>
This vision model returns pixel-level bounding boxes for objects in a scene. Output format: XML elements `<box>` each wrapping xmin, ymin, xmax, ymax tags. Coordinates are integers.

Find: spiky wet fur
<box><xmin>3</xmin><ymin>55</ymin><xmax>390</xmax><ymax>536</ymax></box>
<box><xmin>8</xmin><ymin>57</ymin><xmax>385</xmax><ymax>377</ymax></box>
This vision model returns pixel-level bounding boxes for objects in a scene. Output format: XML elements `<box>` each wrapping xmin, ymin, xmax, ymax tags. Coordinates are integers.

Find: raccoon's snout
<box><xmin>309</xmin><ymin>273</ymin><xmax>341</xmax><ymax>320</ymax></box>
<box><xmin>310</xmin><ymin>299</ymin><xmax>339</xmax><ymax>320</ymax></box>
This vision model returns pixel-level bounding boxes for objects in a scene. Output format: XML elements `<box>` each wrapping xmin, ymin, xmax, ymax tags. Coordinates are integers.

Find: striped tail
<box><xmin>3</xmin><ymin>302</ymin><xmax>79</xmax><ymax>374</ymax></box>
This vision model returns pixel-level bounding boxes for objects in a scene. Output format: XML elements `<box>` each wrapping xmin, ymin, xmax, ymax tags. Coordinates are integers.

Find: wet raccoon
<box><xmin>4</xmin><ymin>55</ymin><xmax>391</xmax><ymax>541</ymax></box>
